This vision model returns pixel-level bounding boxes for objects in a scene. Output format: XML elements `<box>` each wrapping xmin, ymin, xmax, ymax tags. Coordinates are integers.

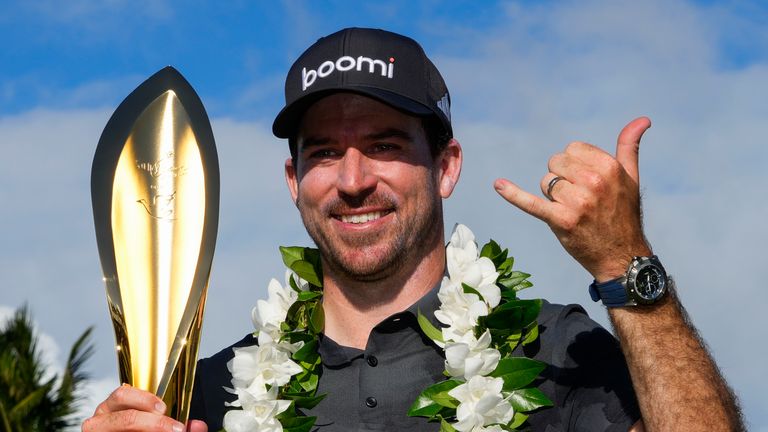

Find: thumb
<box><xmin>615</xmin><ymin>116</ymin><xmax>651</xmax><ymax>183</ymax></box>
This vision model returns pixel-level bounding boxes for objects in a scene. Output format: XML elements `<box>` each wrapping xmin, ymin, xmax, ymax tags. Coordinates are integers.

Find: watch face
<box><xmin>633</xmin><ymin>265</ymin><xmax>666</xmax><ymax>302</ymax></box>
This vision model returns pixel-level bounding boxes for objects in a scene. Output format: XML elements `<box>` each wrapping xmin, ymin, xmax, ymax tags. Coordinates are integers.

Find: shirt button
<box><xmin>366</xmin><ymin>355</ymin><xmax>378</xmax><ymax>367</ymax></box>
<box><xmin>365</xmin><ymin>397</ymin><xmax>377</xmax><ymax>408</ymax></box>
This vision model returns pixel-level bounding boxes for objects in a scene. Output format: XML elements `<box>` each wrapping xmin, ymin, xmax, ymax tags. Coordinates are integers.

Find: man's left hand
<box><xmin>494</xmin><ymin>117</ymin><xmax>653</xmax><ymax>282</ymax></box>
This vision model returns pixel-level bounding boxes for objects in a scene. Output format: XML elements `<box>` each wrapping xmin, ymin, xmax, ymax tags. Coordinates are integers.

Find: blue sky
<box><xmin>1</xmin><ymin>0</ymin><xmax>767</xmax><ymax>429</ymax></box>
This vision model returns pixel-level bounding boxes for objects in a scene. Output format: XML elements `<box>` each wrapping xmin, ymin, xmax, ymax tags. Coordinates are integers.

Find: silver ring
<box><xmin>546</xmin><ymin>176</ymin><xmax>564</xmax><ymax>201</ymax></box>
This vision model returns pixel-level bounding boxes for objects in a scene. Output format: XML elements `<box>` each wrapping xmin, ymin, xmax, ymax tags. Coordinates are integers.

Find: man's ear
<box><xmin>438</xmin><ymin>138</ymin><xmax>462</xmax><ymax>198</ymax></box>
<box><xmin>285</xmin><ymin>157</ymin><xmax>299</xmax><ymax>205</ymax></box>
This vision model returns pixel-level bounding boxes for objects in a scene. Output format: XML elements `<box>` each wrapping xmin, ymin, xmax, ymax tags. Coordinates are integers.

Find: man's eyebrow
<box><xmin>299</xmin><ymin>136</ymin><xmax>331</xmax><ymax>152</ymax></box>
<box><xmin>365</xmin><ymin>128</ymin><xmax>414</xmax><ymax>142</ymax></box>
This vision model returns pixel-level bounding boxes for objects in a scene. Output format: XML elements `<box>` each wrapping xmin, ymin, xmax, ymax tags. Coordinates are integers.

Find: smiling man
<box><xmin>83</xmin><ymin>28</ymin><xmax>744</xmax><ymax>432</ymax></box>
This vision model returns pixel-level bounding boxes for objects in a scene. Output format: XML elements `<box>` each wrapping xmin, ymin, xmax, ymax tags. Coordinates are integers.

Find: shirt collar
<box><xmin>318</xmin><ymin>280</ymin><xmax>443</xmax><ymax>367</ymax></box>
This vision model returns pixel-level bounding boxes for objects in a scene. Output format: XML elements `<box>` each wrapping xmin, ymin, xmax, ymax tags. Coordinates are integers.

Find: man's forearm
<box><xmin>608</xmin><ymin>285</ymin><xmax>744</xmax><ymax>431</ymax></box>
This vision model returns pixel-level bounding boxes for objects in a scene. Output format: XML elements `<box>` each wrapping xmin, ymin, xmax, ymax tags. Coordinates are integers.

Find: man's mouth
<box><xmin>339</xmin><ymin>211</ymin><xmax>385</xmax><ymax>224</ymax></box>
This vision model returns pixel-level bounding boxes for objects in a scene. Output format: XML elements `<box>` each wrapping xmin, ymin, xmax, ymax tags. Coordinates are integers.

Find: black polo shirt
<box><xmin>190</xmin><ymin>287</ymin><xmax>640</xmax><ymax>431</ymax></box>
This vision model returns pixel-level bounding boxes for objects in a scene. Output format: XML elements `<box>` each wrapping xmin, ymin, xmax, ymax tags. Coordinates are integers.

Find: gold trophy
<box><xmin>91</xmin><ymin>67</ymin><xmax>219</xmax><ymax>422</ymax></box>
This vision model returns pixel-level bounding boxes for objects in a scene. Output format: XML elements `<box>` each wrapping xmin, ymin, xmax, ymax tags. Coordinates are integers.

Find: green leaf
<box><xmin>480</xmin><ymin>239</ymin><xmax>510</xmax><ymax>268</ymax></box>
<box><xmin>288</xmin><ymin>274</ymin><xmax>301</xmax><ymax>293</ymax></box>
<box><xmin>508</xmin><ymin>412</ymin><xmax>529</xmax><ymax>429</ymax></box>
<box><xmin>280</xmin><ymin>414</ymin><xmax>318</xmax><ymax>432</ymax></box>
<box><xmin>480</xmin><ymin>239</ymin><xmax>502</xmax><ymax>260</ymax></box>
<box><xmin>279</xmin><ymin>246</ymin><xmax>324</xmax><ymax>286</ymax></box>
<box><xmin>407</xmin><ymin>400</ymin><xmax>444</xmax><ymax>418</ymax></box>
<box><xmin>461</xmin><ymin>283</ymin><xmax>483</xmax><ymax>301</ymax></box>
<box><xmin>498</xmin><ymin>271</ymin><xmax>531</xmax><ymax>290</ymax></box>
<box><xmin>297</xmin><ymin>291</ymin><xmax>322</xmax><ymax>302</ymax></box>
<box><xmin>417</xmin><ymin>310</ymin><xmax>444</xmax><ymax>343</ymax></box>
<box><xmin>491</xmin><ymin>358</ymin><xmax>547</xmax><ymax>390</ymax></box>
<box><xmin>283</xmin><ymin>331</ymin><xmax>315</xmax><ymax>345</ymax></box>
<box><xmin>508</xmin><ymin>388</ymin><xmax>553</xmax><ymax>412</ymax></box>
<box><xmin>499</xmin><ymin>330</ymin><xmax>522</xmax><ymax>355</ymax></box>
<box><xmin>408</xmin><ymin>379</ymin><xmax>460</xmax><ymax>417</ymax></box>
<box><xmin>521</xmin><ymin>323</ymin><xmax>539</xmax><ymax>346</ymax></box>
<box><xmin>482</xmin><ymin>305</ymin><xmax>522</xmax><ymax>330</ymax></box>
<box><xmin>309</xmin><ymin>303</ymin><xmax>325</xmax><ymax>334</ymax></box>
<box><xmin>299</xmin><ymin>370</ymin><xmax>319</xmax><ymax>392</ymax></box>
<box><xmin>517</xmin><ymin>299</ymin><xmax>542</xmax><ymax>326</ymax></box>
<box><xmin>500</xmin><ymin>288</ymin><xmax>519</xmax><ymax>300</ymax></box>
<box><xmin>497</xmin><ymin>256</ymin><xmax>515</xmax><ymax>272</ymax></box>
<box><xmin>485</xmin><ymin>299</ymin><xmax>541</xmax><ymax>330</ymax></box>
<box><xmin>282</xmin><ymin>393</ymin><xmax>327</xmax><ymax>409</ymax></box>
<box><xmin>491</xmin><ymin>357</ymin><xmax>546</xmax><ymax>379</ymax></box>
<box><xmin>280</xmin><ymin>246</ymin><xmax>305</xmax><ymax>269</ymax></box>
<box><xmin>291</xmin><ymin>260</ymin><xmax>323</xmax><ymax>287</ymax></box>
<box><xmin>293</xmin><ymin>339</ymin><xmax>319</xmax><ymax>362</ymax></box>
<box><xmin>285</xmin><ymin>301</ymin><xmax>307</xmax><ymax>330</ymax></box>
<box><xmin>512</xmin><ymin>281</ymin><xmax>533</xmax><ymax>292</ymax></box>
<box><xmin>439</xmin><ymin>418</ymin><xmax>458</xmax><ymax>432</ymax></box>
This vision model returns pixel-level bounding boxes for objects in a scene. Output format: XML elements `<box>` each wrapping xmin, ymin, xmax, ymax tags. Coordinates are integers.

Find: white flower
<box><xmin>223</xmin><ymin>384</ymin><xmax>291</xmax><ymax>432</ymax></box>
<box><xmin>435</xmin><ymin>280</ymin><xmax>489</xmax><ymax>342</ymax></box>
<box><xmin>446</xmin><ymin>224</ymin><xmax>501</xmax><ymax>308</ymax></box>
<box><xmin>228</xmin><ymin>343</ymin><xmax>302</xmax><ymax>389</ymax></box>
<box><xmin>444</xmin><ymin>330</ymin><xmax>501</xmax><ymax>379</ymax></box>
<box><xmin>252</xmin><ymin>279</ymin><xmax>295</xmax><ymax>329</ymax></box>
<box><xmin>449</xmin><ymin>375</ymin><xmax>514</xmax><ymax>432</ymax></box>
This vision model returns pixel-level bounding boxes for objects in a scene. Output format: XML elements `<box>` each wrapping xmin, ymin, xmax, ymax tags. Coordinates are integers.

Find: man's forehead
<box><xmin>297</xmin><ymin>92</ymin><xmax>423</xmax><ymax>138</ymax></box>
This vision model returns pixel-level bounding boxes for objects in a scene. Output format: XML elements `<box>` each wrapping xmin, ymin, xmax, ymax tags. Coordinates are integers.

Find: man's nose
<box><xmin>336</xmin><ymin>148</ymin><xmax>377</xmax><ymax>196</ymax></box>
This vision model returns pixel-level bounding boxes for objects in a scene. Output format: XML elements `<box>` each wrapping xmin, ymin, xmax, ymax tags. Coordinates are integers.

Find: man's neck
<box><xmin>321</xmin><ymin>245</ymin><xmax>445</xmax><ymax>349</ymax></box>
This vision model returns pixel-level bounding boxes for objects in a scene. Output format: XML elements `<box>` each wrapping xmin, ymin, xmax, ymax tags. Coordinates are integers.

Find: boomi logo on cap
<box><xmin>302</xmin><ymin>55</ymin><xmax>395</xmax><ymax>91</ymax></box>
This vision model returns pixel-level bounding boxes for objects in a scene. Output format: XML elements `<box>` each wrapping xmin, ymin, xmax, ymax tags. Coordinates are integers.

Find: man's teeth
<box><xmin>340</xmin><ymin>212</ymin><xmax>383</xmax><ymax>224</ymax></box>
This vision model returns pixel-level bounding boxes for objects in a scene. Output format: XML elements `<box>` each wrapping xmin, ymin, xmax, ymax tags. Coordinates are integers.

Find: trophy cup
<box><xmin>91</xmin><ymin>67</ymin><xmax>219</xmax><ymax>422</ymax></box>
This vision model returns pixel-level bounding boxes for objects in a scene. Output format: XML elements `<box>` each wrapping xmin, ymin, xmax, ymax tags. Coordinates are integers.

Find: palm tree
<box><xmin>0</xmin><ymin>306</ymin><xmax>94</xmax><ymax>431</ymax></box>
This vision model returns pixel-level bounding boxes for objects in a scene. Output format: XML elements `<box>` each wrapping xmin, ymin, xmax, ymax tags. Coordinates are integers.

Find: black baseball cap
<box><xmin>272</xmin><ymin>27</ymin><xmax>452</xmax><ymax>139</ymax></box>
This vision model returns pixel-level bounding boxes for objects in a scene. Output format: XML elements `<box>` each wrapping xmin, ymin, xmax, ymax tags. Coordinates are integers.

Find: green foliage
<box><xmin>276</xmin><ymin>246</ymin><xmax>328</xmax><ymax>432</ymax></box>
<box><xmin>508</xmin><ymin>388</ymin><xmax>554</xmax><ymax>412</ymax></box>
<box><xmin>409</xmin><ymin>237</ymin><xmax>552</xmax><ymax>430</ymax></box>
<box><xmin>407</xmin><ymin>379</ymin><xmax>460</xmax><ymax>418</ymax></box>
<box><xmin>416</xmin><ymin>310</ymin><xmax>444</xmax><ymax>344</ymax></box>
<box><xmin>0</xmin><ymin>306</ymin><xmax>94</xmax><ymax>431</ymax></box>
<box><xmin>280</xmin><ymin>246</ymin><xmax>323</xmax><ymax>287</ymax></box>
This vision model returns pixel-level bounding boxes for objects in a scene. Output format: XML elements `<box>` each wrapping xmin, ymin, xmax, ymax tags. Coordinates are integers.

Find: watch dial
<box><xmin>635</xmin><ymin>266</ymin><xmax>665</xmax><ymax>301</ymax></box>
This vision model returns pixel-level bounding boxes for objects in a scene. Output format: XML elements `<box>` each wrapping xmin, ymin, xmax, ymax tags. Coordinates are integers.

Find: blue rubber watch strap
<box><xmin>589</xmin><ymin>277</ymin><xmax>629</xmax><ymax>307</ymax></box>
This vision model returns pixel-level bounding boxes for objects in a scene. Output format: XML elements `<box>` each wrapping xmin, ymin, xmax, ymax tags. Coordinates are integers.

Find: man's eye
<box><xmin>309</xmin><ymin>149</ymin><xmax>337</xmax><ymax>158</ymax></box>
<box><xmin>371</xmin><ymin>143</ymin><xmax>398</xmax><ymax>153</ymax></box>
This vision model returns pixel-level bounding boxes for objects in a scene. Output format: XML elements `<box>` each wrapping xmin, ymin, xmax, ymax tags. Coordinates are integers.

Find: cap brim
<box><xmin>272</xmin><ymin>86</ymin><xmax>434</xmax><ymax>138</ymax></box>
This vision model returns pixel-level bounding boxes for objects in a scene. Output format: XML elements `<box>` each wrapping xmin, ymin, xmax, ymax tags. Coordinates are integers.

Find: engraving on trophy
<box><xmin>135</xmin><ymin>151</ymin><xmax>187</xmax><ymax>221</ymax></box>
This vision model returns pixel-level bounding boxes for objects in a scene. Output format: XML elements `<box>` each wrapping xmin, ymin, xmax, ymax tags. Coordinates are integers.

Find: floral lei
<box><xmin>224</xmin><ymin>224</ymin><xmax>552</xmax><ymax>432</ymax></box>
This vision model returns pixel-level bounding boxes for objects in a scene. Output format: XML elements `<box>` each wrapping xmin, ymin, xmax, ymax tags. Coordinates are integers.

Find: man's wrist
<box><xmin>589</xmin><ymin>255</ymin><xmax>668</xmax><ymax>307</ymax></box>
<box><xmin>590</xmin><ymin>246</ymin><xmax>653</xmax><ymax>283</ymax></box>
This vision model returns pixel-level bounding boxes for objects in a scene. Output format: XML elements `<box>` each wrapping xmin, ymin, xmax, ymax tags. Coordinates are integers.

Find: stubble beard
<box><xmin>297</xmin><ymin>182</ymin><xmax>443</xmax><ymax>282</ymax></box>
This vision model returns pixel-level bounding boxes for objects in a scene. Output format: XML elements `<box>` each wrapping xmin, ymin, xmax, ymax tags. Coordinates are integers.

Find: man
<box><xmin>83</xmin><ymin>28</ymin><xmax>743</xmax><ymax>432</ymax></box>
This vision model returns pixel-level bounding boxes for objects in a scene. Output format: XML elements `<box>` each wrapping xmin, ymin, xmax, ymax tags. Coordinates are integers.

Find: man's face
<box><xmin>285</xmin><ymin>93</ymin><xmax>455</xmax><ymax>281</ymax></box>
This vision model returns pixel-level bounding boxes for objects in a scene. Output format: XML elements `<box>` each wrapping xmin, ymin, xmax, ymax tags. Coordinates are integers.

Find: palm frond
<box><xmin>0</xmin><ymin>305</ymin><xmax>94</xmax><ymax>431</ymax></box>
<box><xmin>0</xmin><ymin>400</ymin><xmax>12</xmax><ymax>432</ymax></box>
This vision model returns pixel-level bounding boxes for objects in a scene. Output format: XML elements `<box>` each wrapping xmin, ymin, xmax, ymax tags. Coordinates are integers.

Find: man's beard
<box><xmin>296</xmin><ymin>183</ymin><xmax>443</xmax><ymax>282</ymax></box>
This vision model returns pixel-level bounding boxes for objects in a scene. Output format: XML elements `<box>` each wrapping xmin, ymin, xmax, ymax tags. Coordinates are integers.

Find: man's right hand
<box><xmin>81</xmin><ymin>384</ymin><xmax>208</xmax><ymax>432</ymax></box>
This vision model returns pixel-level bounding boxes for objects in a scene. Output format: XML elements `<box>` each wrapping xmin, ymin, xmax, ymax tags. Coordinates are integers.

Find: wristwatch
<box><xmin>589</xmin><ymin>255</ymin><xmax>668</xmax><ymax>307</ymax></box>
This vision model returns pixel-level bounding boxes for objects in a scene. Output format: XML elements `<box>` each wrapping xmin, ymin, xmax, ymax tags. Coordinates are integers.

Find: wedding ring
<box><xmin>545</xmin><ymin>176</ymin><xmax>564</xmax><ymax>201</ymax></box>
